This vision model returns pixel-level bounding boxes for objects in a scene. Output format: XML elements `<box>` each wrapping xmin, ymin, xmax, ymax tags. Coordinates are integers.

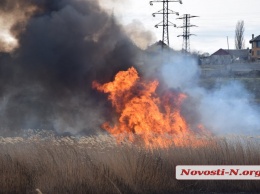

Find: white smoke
<box><xmin>162</xmin><ymin>55</ymin><xmax>199</xmax><ymax>89</ymax></box>
<box><xmin>161</xmin><ymin>55</ymin><xmax>260</xmax><ymax>135</ymax></box>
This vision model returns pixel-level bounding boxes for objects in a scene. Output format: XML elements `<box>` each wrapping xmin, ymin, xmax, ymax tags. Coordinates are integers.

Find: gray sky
<box><xmin>100</xmin><ymin>0</ymin><xmax>260</xmax><ymax>54</ymax></box>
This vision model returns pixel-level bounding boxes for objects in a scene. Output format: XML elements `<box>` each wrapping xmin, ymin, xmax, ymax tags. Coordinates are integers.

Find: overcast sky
<box><xmin>100</xmin><ymin>0</ymin><xmax>260</xmax><ymax>54</ymax></box>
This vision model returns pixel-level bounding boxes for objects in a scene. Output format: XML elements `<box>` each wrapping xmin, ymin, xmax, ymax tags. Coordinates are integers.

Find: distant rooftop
<box><xmin>250</xmin><ymin>35</ymin><xmax>260</xmax><ymax>43</ymax></box>
<box><xmin>146</xmin><ymin>40</ymin><xmax>171</xmax><ymax>53</ymax></box>
<box><xmin>211</xmin><ymin>48</ymin><xmax>249</xmax><ymax>60</ymax></box>
<box><xmin>226</xmin><ymin>49</ymin><xmax>249</xmax><ymax>59</ymax></box>
<box><xmin>211</xmin><ymin>49</ymin><xmax>229</xmax><ymax>56</ymax></box>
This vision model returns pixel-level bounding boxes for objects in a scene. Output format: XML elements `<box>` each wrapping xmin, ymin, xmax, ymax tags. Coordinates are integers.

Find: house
<box><xmin>207</xmin><ymin>48</ymin><xmax>249</xmax><ymax>65</ymax></box>
<box><xmin>210</xmin><ymin>49</ymin><xmax>232</xmax><ymax>65</ymax></box>
<box><xmin>146</xmin><ymin>40</ymin><xmax>170</xmax><ymax>53</ymax></box>
<box><xmin>226</xmin><ymin>49</ymin><xmax>249</xmax><ymax>61</ymax></box>
<box><xmin>249</xmin><ymin>34</ymin><xmax>260</xmax><ymax>61</ymax></box>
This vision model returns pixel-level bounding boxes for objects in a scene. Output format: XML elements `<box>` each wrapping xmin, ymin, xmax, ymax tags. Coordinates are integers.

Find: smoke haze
<box><xmin>0</xmin><ymin>0</ymin><xmax>140</xmax><ymax>135</ymax></box>
<box><xmin>161</xmin><ymin>55</ymin><xmax>260</xmax><ymax>135</ymax></box>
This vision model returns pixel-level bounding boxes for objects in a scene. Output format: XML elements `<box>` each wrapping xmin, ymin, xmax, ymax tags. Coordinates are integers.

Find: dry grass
<box><xmin>0</xmin><ymin>132</ymin><xmax>260</xmax><ymax>194</ymax></box>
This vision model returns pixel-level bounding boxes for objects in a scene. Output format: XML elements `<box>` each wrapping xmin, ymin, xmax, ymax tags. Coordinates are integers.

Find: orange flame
<box><xmin>93</xmin><ymin>67</ymin><xmax>208</xmax><ymax>148</ymax></box>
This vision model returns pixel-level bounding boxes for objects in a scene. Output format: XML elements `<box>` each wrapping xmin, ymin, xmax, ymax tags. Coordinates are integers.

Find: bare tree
<box><xmin>235</xmin><ymin>20</ymin><xmax>245</xmax><ymax>49</ymax></box>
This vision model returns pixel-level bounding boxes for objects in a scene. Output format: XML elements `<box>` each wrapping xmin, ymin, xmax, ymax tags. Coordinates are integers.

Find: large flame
<box><xmin>93</xmin><ymin>67</ymin><xmax>207</xmax><ymax>148</ymax></box>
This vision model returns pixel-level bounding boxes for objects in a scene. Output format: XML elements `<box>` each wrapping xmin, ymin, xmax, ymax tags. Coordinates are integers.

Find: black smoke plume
<box><xmin>0</xmin><ymin>0</ymin><xmax>140</xmax><ymax>136</ymax></box>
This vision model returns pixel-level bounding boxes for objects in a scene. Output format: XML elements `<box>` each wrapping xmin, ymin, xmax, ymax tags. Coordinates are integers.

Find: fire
<box><xmin>93</xmin><ymin>67</ymin><xmax>207</xmax><ymax>148</ymax></box>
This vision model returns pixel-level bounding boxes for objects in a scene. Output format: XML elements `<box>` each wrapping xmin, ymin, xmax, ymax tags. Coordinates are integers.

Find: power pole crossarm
<box><xmin>150</xmin><ymin>0</ymin><xmax>182</xmax><ymax>5</ymax></box>
<box><xmin>150</xmin><ymin>0</ymin><xmax>182</xmax><ymax>48</ymax></box>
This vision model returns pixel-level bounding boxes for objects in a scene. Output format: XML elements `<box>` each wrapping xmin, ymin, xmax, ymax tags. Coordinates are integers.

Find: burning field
<box><xmin>0</xmin><ymin>0</ymin><xmax>260</xmax><ymax>193</ymax></box>
<box><xmin>1</xmin><ymin>134</ymin><xmax>260</xmax><ymax>193</ymax></box>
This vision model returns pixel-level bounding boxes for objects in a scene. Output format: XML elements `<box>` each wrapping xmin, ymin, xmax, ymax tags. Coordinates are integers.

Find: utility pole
<box><xmin>227</xmin><ymin>36</ymin><xmax>230</xmax><ymax>50</ymax></box>
<box><xmin>177</xmin><ymin>14</ymin><xmax>198</xmax><ymax>53</ymax></box>
<box><xmin>150</xmin><ymin>0</ymin><xmax>182</xmax><ymax>48</ymax></box>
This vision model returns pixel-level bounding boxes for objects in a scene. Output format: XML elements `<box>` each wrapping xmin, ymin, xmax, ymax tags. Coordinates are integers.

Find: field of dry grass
<box><xmin>1</xmin><ymin>132</ymin><xmax>260</xmax><ymax>194</ymax></box>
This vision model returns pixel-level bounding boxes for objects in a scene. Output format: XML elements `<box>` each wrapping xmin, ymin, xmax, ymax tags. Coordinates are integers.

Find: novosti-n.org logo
<box><xmin>176</xmin><ymin>165</ymin><xmax>260</xmax><ymax>180</ymax></box>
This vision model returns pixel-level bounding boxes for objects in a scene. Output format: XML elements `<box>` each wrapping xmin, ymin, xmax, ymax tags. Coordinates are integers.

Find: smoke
<box><xmin>196</xmin><ymin>82</ymin><xmax>259</xmax><ymax>135</ymax></box>
<box><xmin>162</xmin><ymin>55</ymin><xmax>199</xmax><ymax>89</ymax></box>
<box><xmin>124</xmin><ymin>20</ymin><xmax>156</xmax><ymax>49</ymax></box>
<box><xmin>98</xmin><ymin>0</ymin><xmax>156</xmax><ymax>49</ymax></box>
<box><xmin>0</xmin><ymin>0</ymin><xmax>140</xmax><ymax>136</ymax></box>
<box><xmin>161</xmin><ymin>54</ymin><xmax>260</xmax><ymax>135</ymax></box>
<box><xmin>0</xmin><ymin>0</ymin><xmax>38</xmax><ymax>52</ymax></box>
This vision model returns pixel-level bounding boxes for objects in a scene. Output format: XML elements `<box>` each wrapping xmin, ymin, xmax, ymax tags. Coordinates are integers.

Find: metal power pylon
<box><xmin>177</xmin><ymin>14</ymin><xmax>198</xmax><ymax>53</ymax></box>
<box><xmin>150</xmin><ymin>0</ymin><xmax>182</xmax><ymax>48</ymax></box>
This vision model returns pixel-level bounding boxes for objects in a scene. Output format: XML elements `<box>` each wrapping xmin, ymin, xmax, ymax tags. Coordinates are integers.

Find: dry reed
<box><xmin>0</xmin><ymin>132</ymin><xmax>260</xmax><ymax>193</ymax></box>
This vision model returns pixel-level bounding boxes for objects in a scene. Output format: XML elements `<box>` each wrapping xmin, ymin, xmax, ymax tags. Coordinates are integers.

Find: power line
<box><xmin>177</xmin><ymin>14</ymin><xmax>199</xmax><ymax>53</ymax></box>
<box><xmin>150</xmin><ymin>0</ymin><xmax>182</xmax><ymax>48</ymax></box>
